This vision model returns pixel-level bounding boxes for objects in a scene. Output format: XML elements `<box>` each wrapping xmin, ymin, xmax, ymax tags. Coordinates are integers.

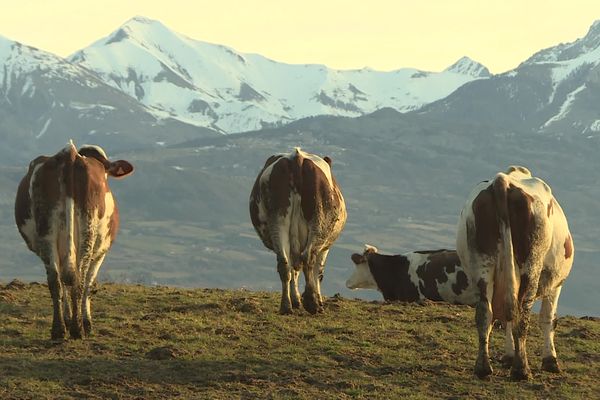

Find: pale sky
<box><xmin>1</xmin><ymin>1</ymin><xmax>599</xmax><ymax>74</ymax></box>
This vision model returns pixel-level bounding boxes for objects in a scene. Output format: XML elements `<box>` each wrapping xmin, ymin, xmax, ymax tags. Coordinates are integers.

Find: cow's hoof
<box><xmin>474</xmin><ymin>365</ymin><xmax>493</xmax><ymax>379</ymax></box>
<box><xmin>279</xmin><ymin>304</ymin><xmax>293</xmax><ymax>315</ymax></box>
<box><xmin>291</xmin><ymin>298</ymin><xmax>302</xmax><ymax>310</ymax></box>
<box><xmin>69</xmin><ymin>325</ymin><xmax>83</xmax><ymax>340</ymax></box>
<box><xmin>83</xmin><ymin>319</ymin><xmax>93</xmax><ymax>336</ymax></box>
<box><xmin>302</xmin><ymin>292</ymin><xmax>320</xmax><ymax>315</ymax></box>
<box><xmin>542</xmin><ymin>356</ymin><xmax>560</xmax><ymax>373</ymax></box>
<box><xmin>510</xmin><ymin>367</ymin><xmax>532</xmax><ymax>381</ymax></box>
<box><xmin>500</xmin><ymin>355</ymin><xmax>514</xmax><ymax>369</ymax></box>
<box><xmin>51</xmin><ymin>325</ymin><xmax>66</xmax><ymax>342</ymax></box>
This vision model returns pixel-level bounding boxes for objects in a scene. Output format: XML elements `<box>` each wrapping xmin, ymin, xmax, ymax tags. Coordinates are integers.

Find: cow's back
<box><xmin>250</xmin><ymin>148</ymin><xmax>346</xmax><ymax>266</ymax></box>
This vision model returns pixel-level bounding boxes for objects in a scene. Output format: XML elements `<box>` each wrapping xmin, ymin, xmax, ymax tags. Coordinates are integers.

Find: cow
<box><xmin>15</xmin><ymin>141</ymin><xmax>134</xmax><ymax>340</ymax></box>
<box><xmin>456</xmin><ymin>166</ymin><xmax>574</xmax><ymax>380</ymax></box>
<box><xmin>346</xmin><ymin>244</ymin><xmax>477</xmax><ymax>304</ymax></box>
<box><xmin>347</xmin><ymin>244</ymin><xmax>518</xmax><ymax>362</ymax></box>
<box><xmin>249</xmin><ymin>148</ymin><xmax>347</xmax><ymax>315</ymax></box>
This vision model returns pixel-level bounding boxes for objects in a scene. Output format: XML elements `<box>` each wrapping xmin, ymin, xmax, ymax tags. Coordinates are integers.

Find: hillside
<box><xmin>1</xmin><ymin>282</ymin><xmax>598</xmax><ymax>399</ymax></box>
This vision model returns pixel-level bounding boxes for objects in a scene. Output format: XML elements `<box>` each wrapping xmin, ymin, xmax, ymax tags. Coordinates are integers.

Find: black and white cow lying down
<box><xmin>347</xmin><ymin>244</ymin><xmax>516</xmax><ymax>364</ymax></box>
<box><xmin>346</xmin><ymin>244</ymin><xmax>477</xmax><ymax>304</ymax></box>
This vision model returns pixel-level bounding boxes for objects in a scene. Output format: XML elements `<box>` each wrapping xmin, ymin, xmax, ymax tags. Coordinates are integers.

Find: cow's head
<box><xmin>346</xmin><ymin>244</ymin><xmax>378</xmax><ymax>290</ymax></box>
<box><xmin>78</xmin><ymin>145</ymin><xmax>134</xmax><ymax>179</ymax></box>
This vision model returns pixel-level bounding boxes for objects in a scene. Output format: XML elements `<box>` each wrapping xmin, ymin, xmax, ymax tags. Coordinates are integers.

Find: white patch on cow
<box><xmin>404</xmin><ymin>252</ymin><xmax>430</xmax><ymax>300</ymax></box>
<box><xmin>364</xmin><ymin>244</ymin><xmax>378</xmax><ymax>253</ymax></box>
<box><xmin>64</xmin><ymin>196</ymin><xmax>76</xmax><ymax>274</ymax></box>
<box><xmin>346</xmin><ymin>258</ymin><xmax>377</xmax><ymax>290</ymax></box>
<box><xmin>435</xmin><ymin>263</ymin><xmax>479</xmax><ymax>305</ymax></box>
<box><xmin>97</xmin><ymin>192</ymin><xmax>116</xmax><ymax>253</ymax></box>
<box><xmin>19</xmin><ymin>217</ymin><xmax>37</xmax><ymax>251</ymax></box>
<box><xmin>80</xmin><ymin>144</ymin><xmax>109</xmax><ymax>160</ymax></box>
<box><xmin>288</xmin><ymin>192</ymin><xmax>309</xmax><ymax>264</ymax></box>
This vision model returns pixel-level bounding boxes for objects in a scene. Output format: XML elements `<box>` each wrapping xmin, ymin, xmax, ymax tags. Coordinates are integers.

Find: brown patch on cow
<box><xmin>472</xmin><ymin>185</ymin><xmax>500</xmax><ymax>256</ymax></box>
<box><xmin>323</xmin><ymin>156</ymin><xmax>332</xmax><ymax>166</ymax></box>
<box><xmin>265</xmin><ymin>158</ymin><xmax>292</xmax><ymax>217</ymax></box>
<box><xmin>73</xmin><ymin>157</ymin><xmax>108</xmax><ymax>219</ymax></box>
<box><xmin>300</xmin><ymin>158</ymin><xmax>335</xmax><ymax>223</ymax></box>
<box><xmin>507</xmin><ymin>185</ymin><xmax>535</xmax><ymax>265</ymax></box>
<box><xmin>366</xmin><ymin>253</ymin><xmax>420</xmax><ymax>302</ymax></box>
<box><xmin>28</xmin><ymin>155</ymin><xmax>66</xmax><ymax>237</ymax></box>
<box><xmin>108</xmin><ymin>160</ymin><xmax>134</xmax><ymax>178</ymax></box>
<box><xmin>564</xmin><ymin>234</ymin><xmax>573</xmax><ymax>259</ymax></box>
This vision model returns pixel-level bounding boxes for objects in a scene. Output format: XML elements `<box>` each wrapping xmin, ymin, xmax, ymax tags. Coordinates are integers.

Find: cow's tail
<box><xmin>61</xmin><ymin>140</ymin><xmax>78</xmax><ymax>286</ymax></box>
<box><xmin>492</xmin><ymin>174</ymin><xmax>518</xmax><ymax>322</ymax></box>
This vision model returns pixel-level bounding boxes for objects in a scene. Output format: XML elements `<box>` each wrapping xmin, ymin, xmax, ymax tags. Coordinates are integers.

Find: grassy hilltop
<box><xmin>0</xmin><ymin>282</ymin><xmax>598</xmax><ymax>399</ymax></box>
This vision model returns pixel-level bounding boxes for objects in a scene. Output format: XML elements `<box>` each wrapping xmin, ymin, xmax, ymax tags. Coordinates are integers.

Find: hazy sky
<box><xmin>1</xmin><ymin>1</ymin><xmax>599</xmax><ymax>73</ymax></box>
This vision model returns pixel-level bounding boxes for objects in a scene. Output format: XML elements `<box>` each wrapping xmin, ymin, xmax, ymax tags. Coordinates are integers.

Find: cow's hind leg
<box><xmin>501</xmin><ymin>321</ymin><xmax>515</xmax><ymax>368</ymax></box>
<box><xmin>314</xmin><ymin>249</ymin><xmax>330</xmax><ymax>309</ymax></box>
<box><xmin>82</xmin><ymin>254</ymin><xmax>106</xmax><ymax>335</ymax></box>
<box><xmin>39</xmin><ymin>242</ymin><xmax>66</xmax><ymax>341</ymax></box>
<box><xmin>510</xmin><ymin>272</ymin><xmax>541</xmax><ymax>381</ymax></box>
<box><xmin>61</xmin><ymin>285</ymin><xmax>72</xmax><ymax>330</ymax></box>
<box><xmin>68</xmin><ymin>279</ymin><xmax>84</xmax><ymax>339</ymax></box>
<box><xmin>301</xmin><ymin>257</ymin><xmax>320</xmax><ymax>315</ymax></box>
<box><xmin>474</xmin><ymin>273</ymin><xmax>494</xmax><ymax>379</ymax></box>
<box><xmin>46</xmin><ymin>262</ymin><xmax>66</xmax><ymax>341</ymax></box>
<box><xmin>277</xmin><ymin>257</ymin><xmax>293</xmax><ymax>314</ymax></box>
<box><xmin>289</xmin><ymin>269</ymin><xmax>302</xmax><ymax>309</ymax></box>
<box><xmin>540</xmin><ymin>286</ymin><xmax>562</xmax><ymax>373</ymax></box>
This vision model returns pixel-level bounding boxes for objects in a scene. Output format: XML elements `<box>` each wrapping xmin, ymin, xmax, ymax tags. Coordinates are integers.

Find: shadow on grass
<box><xmin>0</xmin><ymin>355</ymin><xmax>358</xmax><ymax>392</ymax></box>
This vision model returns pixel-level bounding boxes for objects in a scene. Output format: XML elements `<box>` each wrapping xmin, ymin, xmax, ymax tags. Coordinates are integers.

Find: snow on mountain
<box><xmin>419</xmin><ymin>19</ymin><xmax>600</xmax><ymax>137</ymax></box>
<box><xmin>444</xmin><ymin>56</ymin><xmax>490</xmax><ymax>78</ymax></box>
<box><xmin>0</xmin><ymin>34</ymin><xmax>99</xmax><ymax>93</ymax></box>
<box><xmin>0</xmin><ymin>33</ymin><xmax>218</xmax><ymax>164</ymax></box>
<box><xmin>525</xmin><ymin>20</ymin><xmax>600</xmax><ymax>89</ymax></box>
<box><xmin>69</xmin><ymin>16</ymin><xmax>489</xmax><ymax>133</ymax></box>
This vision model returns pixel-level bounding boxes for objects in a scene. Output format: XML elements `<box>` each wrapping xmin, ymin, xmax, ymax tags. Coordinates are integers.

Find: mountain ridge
<box><xmin>67</xmin><ymin>16</ymin><xmax>491</xmax><ymax>133</ymax></box>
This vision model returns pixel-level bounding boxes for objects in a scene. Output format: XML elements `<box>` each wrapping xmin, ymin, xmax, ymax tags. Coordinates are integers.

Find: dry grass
<box><xmin>0</xmin><ymin>281</ymin><xmax>598</xmax><ymax>399</ymax></box>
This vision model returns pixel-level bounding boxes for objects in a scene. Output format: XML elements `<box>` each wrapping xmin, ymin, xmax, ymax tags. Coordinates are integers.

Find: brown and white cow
<box><xmin>15</xmin><ymin>141</ymin><xmax>134</xmax><ymax>340</ymax></box>
<box><xmin>456</xmin><ymin>166</ymin><xmax>574</xmax><ymax>380</ymax></box>
<box><xmin>249</xmin><ymin>148</ymin><xmax>347</xmax><ymax>314</ymax></box>
<box><xmin>346</xmin><ymin>244</ymin><xmax>477</xmax><ymax>304</ymax></box>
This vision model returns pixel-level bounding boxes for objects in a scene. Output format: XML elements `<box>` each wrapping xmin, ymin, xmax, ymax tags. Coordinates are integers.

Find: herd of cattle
<box><xmin>14</xmin><ymin>142</ymin><xmax>574</xmax><ymax>381</ymax></box>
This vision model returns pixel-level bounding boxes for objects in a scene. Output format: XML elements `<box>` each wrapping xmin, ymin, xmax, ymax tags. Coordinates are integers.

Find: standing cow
<box><xmin>15</xmin><ymin>141</ymin><xmax>134</xmax><ymax>340</ymax></box>
<box><xmin>456</xmin><ymin>166</ymin><xmax>574</xmax><ymax>380</ymax></box>
<box><xmin>250</xmin><ymin>148</ymin><xmax>347</xmax><ymax>314</ymax></box>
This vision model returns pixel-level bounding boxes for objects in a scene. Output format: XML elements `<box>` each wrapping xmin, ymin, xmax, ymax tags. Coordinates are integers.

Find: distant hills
<box><xmin>0</xmin><ymin>18</ymin><xmax>599</xmax><ymax>316</ymax></box>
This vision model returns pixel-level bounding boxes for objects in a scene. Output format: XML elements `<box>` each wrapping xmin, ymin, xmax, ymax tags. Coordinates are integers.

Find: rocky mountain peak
<box><xmin>444</xmin><ymin>56</ymin><xmax>491</xmax><ymax>77</ymax></box>
<box><xmin>524</xmin><ymin>20</ymin><xmax>600</xmax><ymax>65</ymax></box>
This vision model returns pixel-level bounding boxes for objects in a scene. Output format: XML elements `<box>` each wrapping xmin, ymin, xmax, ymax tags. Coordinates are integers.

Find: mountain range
<box><xmin>0</xmin><ymin>17</ymin><xmax>599</xmax><ymax>316</ymax></box>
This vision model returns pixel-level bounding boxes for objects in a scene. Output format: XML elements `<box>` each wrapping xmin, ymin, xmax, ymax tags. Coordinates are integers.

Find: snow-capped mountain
<box><xmin>0</xmin><ymin>34</ymin><xmax>217</xmax><ymax>163</ymax></box>
<box><xmin>420</xmin><ymin>19</ymin><xmax>600</xmax><ymax>137</ymax></box>
<box><xmin>69</xmin><ymin>16</ymin><xmax>490</xmax><ymax>133</ymax></box>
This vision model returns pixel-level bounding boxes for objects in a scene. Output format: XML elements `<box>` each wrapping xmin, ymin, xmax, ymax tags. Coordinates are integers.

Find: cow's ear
<box><xmin>323</xmin><ymin>156</ymin><xmax>332</xmax><ymax>166</ymax></box>
<box><xmin>351</xmin><ymin>253</ymin><xmax>364</xmax><ymax>265</ymax></box>
<box><xmin>108</xmin><ymin>160</ymin><xmax>134</xmax><ymax>179</ymax></box>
